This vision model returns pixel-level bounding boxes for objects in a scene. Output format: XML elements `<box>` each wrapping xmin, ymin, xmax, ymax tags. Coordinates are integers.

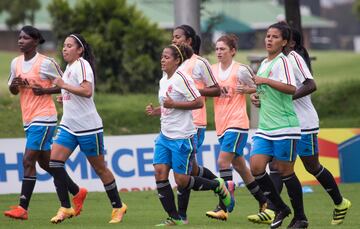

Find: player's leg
<box><xmin>299</xmin><ymin>133</ymin><xmax>350</xmax><ymax>225</ymax></box>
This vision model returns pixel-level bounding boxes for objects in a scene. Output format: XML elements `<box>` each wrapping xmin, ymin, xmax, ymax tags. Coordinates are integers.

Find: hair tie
<box><xmin>70</xmin><ymin>34</ymin><xmax>84</xmax><ymax>49</ymax></box>
<box><xmin>171</xmin><ymin>44</ymin><xmax>183</xmax><ymax>63</ymax></box>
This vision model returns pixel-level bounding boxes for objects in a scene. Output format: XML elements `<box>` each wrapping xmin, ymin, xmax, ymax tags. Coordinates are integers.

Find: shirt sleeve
<box><xmin>237</xmin><ymin>64</ymin><xmax>256</xmax><ymax>88</ymax></box>
<box><xmin>192</xmin><ymin>57</ymin><xmax>218</xmax><ymax>87</ymax></box>
<box><xmin>7</xmin><ymin>58</ymin><xmax>18</xmax><ymax>86</ymax></box>
<box><xmin>175</xmin><ymin>71</ymin><xmax>201</xmax><ymax>101</ymax></box>
<box><xmin>289</xmin><ymin>52</ymin><xmax>313</xmax><ymax>84</ymax></box>
<box><xmin>40</xmin><ymin>57</ymin><xmax>63</xmax><ymax>80</ymax></box>
<box><xmin>76</xmin><ymin>59</ymin><xmax>94</xmax><ymax>84</ymax></box>
<box><xmin>273</xmin><ymin>56</ymin><xmax>296</xmax><ymax>87</ymax></box>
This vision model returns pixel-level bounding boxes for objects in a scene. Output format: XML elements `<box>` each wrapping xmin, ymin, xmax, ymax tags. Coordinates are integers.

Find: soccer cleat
<box><xmin>206</xmin><ymin>206</ymin><xmax>229</xmax><ymax>221</ymax></box>
<box><xmin>247</xmin><ymin>208</ymin><xmax>275</xmax><ymax>225</ymax></box>
<box><xmin>226</xmin><ymin>181</ymin><xmax>236</xmax><ymax>205</ymax></box>
<box><xmin>270</xmin><ymin>206</ymin><xmax>291</xmax><ymax>229</ymax></box>
<box><xmin>287</xmin><ymin>218</ymin><xmax>309</xmax><ymax>228</ymax></box>
<box><xmin>155</xmin><ymin>217</ymin><xmax>184</xmax><ymax>226</ymax></box>
<box><xmin>214</xmin><ymin>178</ymin><xmax>234</xmax><ymax>213</ymax></box>
<box><xmin>50</xmin><ymin>207</ymin><xmax>75</xmax><ymax>224</ymax></box>
<box><xmin>72</xmin><ymin>187</ymin><xmax>88</xmax><ymax>216</ymax></box>
<box><xmin>331</xmin><ymin>198</ymin><xmax>351</xmax><ymax>225</ymax></box>
<box><xmin>4</xmin><ymin>206</ymin><xmax>28</xmax><ymax>220</ymax></box>
<box><xmin>109</xmin><ymin>203</ymin><xmax>127</xmax><ymax>223</ymax></box>
<box><xmin>259</xmin><ymin>202</ymin><xmax>268</xmax><ymax>213</ymax></box>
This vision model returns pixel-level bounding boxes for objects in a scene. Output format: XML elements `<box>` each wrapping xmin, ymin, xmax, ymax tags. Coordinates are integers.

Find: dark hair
<box><xmin>216</xmin><ymin>34</ymin><xmax>238</xmax><ymax>56</ymax></box>
<box><xmin>268</xmin><ymin>21</ymin><xmax>292</xmax><ymax>54</ymax></box>
<box><xmin>21</xmin><ymin>25</ymin><xmax>45</xmax><ymax>44</ymax></box>
<box><xmin>67</xmin><ymin>33</ymin><xmax>96</xmax><ymax>80</ymax></box>
<box><xmin>291</xmin><ymin>28</ymin><xmax>312</xmax><ymax>73</ymax></box>
<box><xmin>175</xmin><ymin>24</ymin><xmax>201</xmax><ymax>55</ymax></box>
<box><xmin>167</xmin><ymin>43</ymin><xmax>194</xmax><ymax>66</ymax></box>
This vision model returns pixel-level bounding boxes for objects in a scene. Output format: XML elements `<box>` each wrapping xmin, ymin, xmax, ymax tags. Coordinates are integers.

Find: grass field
<box><xmin>0</xmin><ymin>183</ymin><xmax>358</xmax><ymax>228</ymax></box>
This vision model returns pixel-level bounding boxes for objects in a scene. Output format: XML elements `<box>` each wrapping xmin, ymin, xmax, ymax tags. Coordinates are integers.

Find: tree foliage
<box><xmin>0</xmin><ymin>0</ymin><xmax>40</xmax><ymax>29</ymax></box>
<box><xmin>48</xmin><ymin>0</ymin><xmax>167</xmax><ymax>93</ymax></box>
<box><xmin>354</xmin><ymin>0</ymin><xmax>360</xmax><ymax>20</ymax></box>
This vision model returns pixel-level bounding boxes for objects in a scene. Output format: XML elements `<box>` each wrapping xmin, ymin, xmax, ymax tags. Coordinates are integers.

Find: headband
<box><xmin>171</xmin><ymin>44</ymin><xmax>183</xmax><ymax>63</ymax></box>
<box><xmin>70</xmin><ymin>34</ymin><xmax>84</xmax><ymax>49</ymax></box>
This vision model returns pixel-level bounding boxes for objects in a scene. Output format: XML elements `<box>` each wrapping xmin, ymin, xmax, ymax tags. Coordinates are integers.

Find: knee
<box><xmin>250</xmin><ymin>163</ymin><xmax>265</xmax><ymax>176</ymax></box>
<box><xmin>174</xmin><ymin>176</ymin><xmax>188</xmax><ymax>189</ymax></box>
<box><xmin>93</xmin><ymin>165</ymin><xmax>107</xmax><ymax>177</ymax></box>
<box><xmin>154</xmin><ymin>167</ymin><xmax>169</xmax><ymax>181</ymax></box>
<box><xmin>22</xmin><ymin>156</ymin><xmax>36</xmax><ymax>170</ymax></box>
<box><xmin>217</xmin><ymin>158</ymin><xmax>230</xmax><ymax>169</ymax></box>
<box><xmin>304</xmin><ymin>163</ymin><xmax>321</xmax><ymax>175</ymax></box>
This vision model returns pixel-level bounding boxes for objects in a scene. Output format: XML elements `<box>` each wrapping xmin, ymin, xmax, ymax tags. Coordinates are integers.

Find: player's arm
<box><xmin>8</xmin><ymin>59</ymin><xmax>24</xmax><ymax>95</ymax></box>
<box><xmin>146</xmin><ymin>103</ymin><xmax>161</xmax><ymax>116</ymax></box>
<box><xmin>163</xmin><ymin>93</ymin><xmax>203</xmax><ymax>110</ymax></box>
<box><xmin>293</xmin><ymin>78</ymin><xmax>317</xmax><ymax>100</ymax></box>
<box><xmin>53</xmin><ymin>78</ymin><xmax>92</xmax><ymax>98</ymax></box>
<box><xmin>196</xmin><ymin>58</ymin><xmax>221</xmax><ymax>97</ymax></box>
<box><xmin>33</xmin><ymin>58</ymin><xmax>63</xmax><ymax>96</ymax></box>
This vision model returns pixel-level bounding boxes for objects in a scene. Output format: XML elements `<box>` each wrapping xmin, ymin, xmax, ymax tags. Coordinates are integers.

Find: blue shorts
<box><xmin>153</xmin><ymin>132</ymin><xmax>196</xmax><ymax>175</ymax></box>
<box><xmin>218</xmin><ymin>131</ymin><xmax>248</xmax><ymax>157</ymax></box>
<box><xmin>251</xmin><ymin>136</ymin><xmax>297</xmax><ymax>162</ymax></box>
<box><xmin>53</xmin><ymin>127</ymin><xmax>104</xmax><ymax>157</ymax></box>
<box><xmin>196</xmin><ymin>127</ymin><xmax>206</xmax><ymax>150</ymax></box>
<box><xmin>25</xmin><ymin>125</ymin><xmax>56</xmax><ymax>151</ymax></box>
<box><xmin>296</xmin><ymin>133</ymin><xmax>319</xmax><ymax>157</ymax></box>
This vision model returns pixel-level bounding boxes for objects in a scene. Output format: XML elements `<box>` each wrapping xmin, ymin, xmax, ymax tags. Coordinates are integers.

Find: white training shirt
<box><xmin>8</xmin><ymin>53</ymin><xmax>62</xmax><ymax>84</ymax></box>
<box><xmin>180</xmin><ymin>55</ymin><xmax>217</xmax><ymax>88</ymax></box>
<box><xmin>60</xmin><ymin>57</ymin><xmax>103</xmax><ymax>136</ymax></box>
<box><xmin>217</xmin><ymin>60</ymin><xmax>256</xmax><ymax>88</ymax></box>
<box><xmin>288</xmin><ymin>51</ymin><xmax>319</xmax><ymax>134</ymax></box>
<box><xmin>159</xmin><ymin>69</ymin><xmax>201</xmax><ymax>139</ymax></box>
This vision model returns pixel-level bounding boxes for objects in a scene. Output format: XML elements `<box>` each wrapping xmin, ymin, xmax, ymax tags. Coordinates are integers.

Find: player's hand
<box><xmin>163</xmin><ymin>92</ymin><xmax>174</xmax><ymax>108</ymax></box>
<box><xmin>236</xmin><ymin>81</ymin><xmax>251</xmax><ymax>94</ymax></box>
<box><xmin>56</xmin><ymin>95</ymin><xmax>63</xmax><ymax>104</ymax></box>
<box><xmin>32</xmin><ymin>84</ymin><xmax>45</xmax><ymax>96</ymax></box>
<box><xmin>53</xmin><ymin>77</ymin><xmax>65</xmax><ymax>88</ymax></box>
<box><xmin>252</xmin><ymin>75</ymin><xmax>267</xmax><ymax>85</ymax></box>
<box><xmin>10</xmin><ymin>77</ymin><xmax>26</xmax><ymax>88</ymax></box>
<box><xmin>145</xmin><ymin>103</ymin><xmax>155</xmax><ymax>116</ymax></box>
<box><xmin>250</xmin><ymin>93</ymin><xmax>260</xmax><ymax>108</ymax></box>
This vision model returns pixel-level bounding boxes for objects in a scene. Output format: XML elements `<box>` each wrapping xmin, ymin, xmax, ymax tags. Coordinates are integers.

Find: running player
<box><xmin>49</xmin><ymin>34</ymin><xmax>127</xmax><ymax>224</ymax></box>
<box><xmin>249</xmin><ymin>22</ymin><xmax>307</xmax><ymax>229</ymax></box>
<box><xmin>205</xmin><ymin>34</ymin><xmax>271</xmax><ymax>222</ymax></box>
<box><xmin>249</xmin><ymin>27</ymin><xmax>351</xmax><ymax>227</ymax></box>
<box><xmin>4</xmin><ymin>26</ymin><xmax>86</xmax><ymax>221</ymax></box>
<box><xmin>171</xmin><ymin>24</ymin><xmax>220</xmax><ymax>223</ymax></box>
<box><xmin>145</xmin><ymin>43</ymin><xmax>234</xmax><ymax>226</ymax></box>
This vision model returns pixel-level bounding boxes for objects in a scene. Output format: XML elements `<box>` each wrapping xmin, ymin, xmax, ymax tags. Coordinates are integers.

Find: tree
<box><xmin>354</xmin><ymin>0</ymin><xmax>360</xmax><ymax>19</ymax></box>
<box><xmin>0</xmin><ymin>0</ymin><xmax>40</xmax><ymax>29</ymax></box>
<box><xmin>48</xmin><ymin>0</ymin><xmax>167</xmax><ymax>93</ymax></box>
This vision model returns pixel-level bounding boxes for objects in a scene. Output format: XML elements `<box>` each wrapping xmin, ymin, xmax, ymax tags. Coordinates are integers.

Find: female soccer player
<box><xmin>145</xmin><ymin>43</ymin><xmax>233</xmax><ymax>226</ymax></box>
<box><xmin>171</xmin><ymin>24</ymin><xmax>220</xmax><ymax>223</ymax></box>
<box><xmin>4</xmin><ymin>26</ymin><xmax>86</xmax><ymax>221</ymax></box>
<box><xmin>264</xmin><ymin>28</ymin><xmax>351</xmax><ymax>227</ymax></box>
<box><xmin>49</xmin><ymin>34</ymin><xmax>127</xmax><ymax>224</ymax></box>
<box><xmin>249</xmin><ymin>22</ymin><xmax>307</xmax><ymax>229</ymax></box>
<box><xmin>205</xmin><ymin>34</ymin><xmax>270</xmax><ymax>222</ymax></box>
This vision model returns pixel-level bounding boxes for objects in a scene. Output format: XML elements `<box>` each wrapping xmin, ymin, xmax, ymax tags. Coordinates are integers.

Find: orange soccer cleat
<box><xmin>72</xmin><ymin>187</ymin><xmax>88</xmax><ymax>216</ymax></box>
<box><xmin>4</xmin><ymin>206</ymin><xmax>28</xmax><ymax>220</ymax></box>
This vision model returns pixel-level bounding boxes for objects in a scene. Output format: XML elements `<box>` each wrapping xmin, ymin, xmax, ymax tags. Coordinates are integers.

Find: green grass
<box><xmin>0</xmin><ymin>183</ymin><xmax>359</xmax><ymax>228</ymax></box>
<box><xmin>1</xmin><ymin>50</ymin><xmax>360</xmax><ymax>138</ymax></box>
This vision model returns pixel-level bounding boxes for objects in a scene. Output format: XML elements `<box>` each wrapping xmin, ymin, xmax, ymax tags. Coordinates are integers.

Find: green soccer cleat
<box><xmin>155</xmin><ymin>217</ymin><xmax>184</xmax><ymax>226</ymax></box>
<box><xmin>214</xmin><ymin>178</ymin><xmax>234</xmax><ymax>212</ymax></box>
<box><xmin>331</xmin><ymin>198</ymin><xmax>351</xmax><ymax>225</ymax></box>
<box><xmin>247</xmin><ymin>208</ymin><xmax>275</xmax><ymax>225</ymax></box>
